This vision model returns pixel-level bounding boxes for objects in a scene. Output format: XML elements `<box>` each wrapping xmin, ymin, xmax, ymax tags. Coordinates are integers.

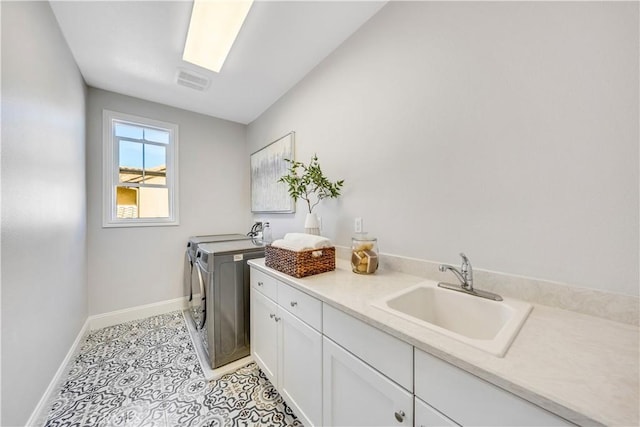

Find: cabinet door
<box><xmin>278</xmin><ymin>308</ymin><xmax>323</xmax><ymax>427</ymax></box>
<box><xmin>322</xmin><ymin>337</ymin><xmax>412</xmax><ymax>427</ymax></box>
<box><xmin>250</xmin><ymin>288</ymin><xmax>279</xmax><ymax>385</ymax></box>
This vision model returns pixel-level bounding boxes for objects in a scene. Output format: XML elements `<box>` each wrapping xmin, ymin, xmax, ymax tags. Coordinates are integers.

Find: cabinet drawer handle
<box><xmin>394</xmin><ymin>410</ymin><xmax>405</xmax><ymax>423</ymax></box>
<box><xmin>274</xmin><ymin>316</ymin><xmax>281</xmax><ymax>322</ymax></box>
<box><xmin>257</xmin><ymin>281</ymin><xmax>263</xmax><ymax>286</ymax></box>
<box><xmin>269</xmin><ymin>313</ymin><xmax>275</xmax><ymax>319</ymax></box>
<box><xmin>290</xmin><ymin>301</ymin><xmax>298</xmax><ymax>307</ymax></box>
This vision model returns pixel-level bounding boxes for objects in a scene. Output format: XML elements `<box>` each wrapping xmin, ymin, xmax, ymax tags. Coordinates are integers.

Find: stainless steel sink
<box><xmin>372</xmin><ymin>281</ymin><xmax>532</xmax><ymax>356</ymax></box>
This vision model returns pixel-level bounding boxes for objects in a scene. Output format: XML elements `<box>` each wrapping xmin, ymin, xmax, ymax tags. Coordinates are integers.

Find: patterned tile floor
<box><xmin>43</xmin><ymin>311</ymin><xmax>302</xmax><ymax>427</ymax></box>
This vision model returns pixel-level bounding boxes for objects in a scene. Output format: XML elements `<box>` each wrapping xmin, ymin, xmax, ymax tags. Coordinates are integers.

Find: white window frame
<box><xmin>102</xmin><ymin>110</ymin><xmax>179</xmax><ymax>227</ymax></box>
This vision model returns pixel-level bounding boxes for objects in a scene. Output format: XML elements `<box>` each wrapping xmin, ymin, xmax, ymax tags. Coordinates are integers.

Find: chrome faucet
<box><xmin>438</xmin><ymin>253</ymin><xmax>502</xmax><ymax>301</ymax></box>
<box><xmin>247</xmin><ymin>221</ymin><xmax>263</xmax><ymax>238</ymax></box>
<box><xmin>439</xmin><ymin>252</ymin><xmax>474</xmax><ymax>291</ymax></box>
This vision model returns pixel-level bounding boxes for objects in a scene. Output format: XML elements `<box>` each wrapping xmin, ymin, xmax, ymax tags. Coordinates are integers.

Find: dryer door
<box><xmin>189</xmin><ymin>254</ymin><xmax>207</xmax><ymax>330</ymax></box>
<box><xmin>184</xmin><ymin>250</ymin><xmax>193</xmax><ymax>301</ymax></box>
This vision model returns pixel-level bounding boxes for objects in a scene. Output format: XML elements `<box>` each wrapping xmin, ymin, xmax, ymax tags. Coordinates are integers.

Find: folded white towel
<box><xmin>282</xmin><ymin>233</ymin><xmax>332</xmax><ymax>249</ymax></box>
<box><xmin>283</xmin><ymin>232</ymin><xmax>315</xmax><ymax>241</ymax></box>
<box><xmin>271</xmin><ymin>233</ymin><xmax>333</xmax><ymax>252</ymax></box>
<box><xmin>271</xmin><ymin>239</ymin><xmax>311</xmax><ymax>252</ymax></box>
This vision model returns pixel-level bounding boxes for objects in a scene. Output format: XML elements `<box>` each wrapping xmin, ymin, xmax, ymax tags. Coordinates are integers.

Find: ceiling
<box><xmin>49</xmin><ymin>1</ymin><xmax>387</xmax><ymax>124</ymax></box>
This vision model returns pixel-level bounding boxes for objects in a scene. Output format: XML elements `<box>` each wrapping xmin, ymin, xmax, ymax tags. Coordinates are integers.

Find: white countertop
<box><xmin>249</xmin><ymin>258</ymin><xmax>639</xmax><ymax>426</ymax></box>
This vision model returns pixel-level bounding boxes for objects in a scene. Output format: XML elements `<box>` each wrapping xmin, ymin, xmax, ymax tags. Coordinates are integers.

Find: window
<box><xmin>103</xmin><ymin>110</ymin><xmax>179</xmax><ymax>227</ymax></box>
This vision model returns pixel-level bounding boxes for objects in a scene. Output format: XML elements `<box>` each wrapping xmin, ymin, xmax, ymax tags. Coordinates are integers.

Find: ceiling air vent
<box><xmin>176</xmin><ymin>68</ymin><xmax>210</xmax><ymax>91</ymax></box>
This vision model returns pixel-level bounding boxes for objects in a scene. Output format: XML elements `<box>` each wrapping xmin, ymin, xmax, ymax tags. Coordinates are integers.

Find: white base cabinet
<box><xmin>250</xmin><ymin>269</ymin><xmax>322</xmax><ymax>427</ymax></box>
<box><xmin>322</xmin><ymin>337</ymin><xmax>413</xmax><ymax>427</ymax></box>
<box><xmin>251</xmin><ymin>266</ymin><xmax>574</xmax><ymax>427</ymax></box>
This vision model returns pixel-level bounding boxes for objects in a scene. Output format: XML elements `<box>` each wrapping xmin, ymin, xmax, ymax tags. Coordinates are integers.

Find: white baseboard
<box><xmin>88</xmin><ymin>296</ymin><xmax>188</xmax><ymax>330</ymax></box>
<box><xmin>27</xmin><ymin>297</ymin><xmax>188</xmax><ymax>426</ymax></box>
<box><xmin>26</xmin><ymin>318</ymin><xmax>91</xmax><ymax>427</ymax></box>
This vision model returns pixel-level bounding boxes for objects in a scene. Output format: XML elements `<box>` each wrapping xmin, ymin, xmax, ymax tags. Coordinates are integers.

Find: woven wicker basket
<box><xmin>265</xmin><ymin>245</ymin><xmax>335</xmax><ymax>278</ymax></box>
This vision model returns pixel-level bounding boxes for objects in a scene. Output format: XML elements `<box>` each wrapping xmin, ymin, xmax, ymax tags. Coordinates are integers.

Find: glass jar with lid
<box><xmin>351</xmin><ymin>234</ymin><xmax>379</xmax><ymax>274</ymax></box>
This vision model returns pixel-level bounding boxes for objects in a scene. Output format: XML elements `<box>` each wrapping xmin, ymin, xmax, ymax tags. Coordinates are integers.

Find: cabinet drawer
<box><xmin>414</xmin><ymin>349</ymin><xmax>573</xmax><ymax>426</ymax></box>
<box><xmin>251</xmin><ymin>267</ymin><xmax>278</xmax><ymax>301</ymax></box>
<box><xmin>323</xmin><ymin>304</ymin><xmax>413</xmax><ymax>391</ymax></box>
<box><xmin>277</xmin><ymin>282</ymin><xmax>322</xmax><ymax>331</ymax></box>
<box><xmin>415</xmin><ymin>397</ymin><xmax>459</xmax><ymax>427</ymax></box>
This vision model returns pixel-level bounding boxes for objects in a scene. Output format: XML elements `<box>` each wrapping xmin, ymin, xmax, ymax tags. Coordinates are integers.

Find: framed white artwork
<box><xmin>250</xmin><ymin>132</ymin><xmax>295</xmax><ymax>213</ymax></box>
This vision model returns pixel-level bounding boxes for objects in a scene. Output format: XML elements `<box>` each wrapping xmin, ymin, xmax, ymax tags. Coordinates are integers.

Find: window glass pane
<box><xmin>116</xmin><ymin>186</ymin><xmax>139</xmax><ymax>218</ymax></box>
<box><xmin>144</xmin><ymin>128</ymin><xmax>169</xmax><ymax>144</ymax></box>
<box><xmin>115</xmin><ymin>186</ymin><xmax>170</xmax><ymax>219</ymax></box>
<box><xmin>119</xmin><ymin>140</ymin><xmax>143</xmax><ymax>183</ymax></box>
<box><xmin>115</xmin><ymin>123</ymin><xmax>143</xmax><ymax>139</ymax></box>
<box><xmin>144</xmin><ymin>144</ymin><xmax>166</xmax><ymax>185</ymax></box>
<box><xmin>138</xmin><ymin>187</ymin><xmax>169</xmax><ymax>218</ymax></box>
<box><xmin>105</xmin><ymin>111</ymin><xmax>177</xmax><ymax>226</ymax></box>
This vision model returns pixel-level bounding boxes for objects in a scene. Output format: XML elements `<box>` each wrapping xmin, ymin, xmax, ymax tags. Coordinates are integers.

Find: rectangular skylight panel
<box><xmin>182</xmin><ymin>0</ymin><xmax>254</xmax><ymax>73</ymax></box>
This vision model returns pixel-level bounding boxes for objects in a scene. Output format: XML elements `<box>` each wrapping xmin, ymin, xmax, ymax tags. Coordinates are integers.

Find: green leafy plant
<box><xmin>278</xmin><ymin>154</ymin><xmax>344</xmax><ymax>214</ymax></box>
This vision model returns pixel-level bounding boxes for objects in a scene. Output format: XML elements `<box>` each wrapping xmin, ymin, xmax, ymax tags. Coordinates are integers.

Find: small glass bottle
<box><xmin>262</xmin><ymin>222</ymin><xmax>272</xmax><ymax>244</ymax></box>
<box><xmin>351</xmin><ymin>234</ymin><xmax>379</xmax><ymax>274</ymax></box>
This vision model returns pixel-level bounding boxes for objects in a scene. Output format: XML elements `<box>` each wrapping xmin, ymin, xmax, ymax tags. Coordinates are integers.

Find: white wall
<box><xmin>248</xmin><ymin>2</ymin><xmax>639</xmax><ymax>297</ymax></box>
<box><xmin>1</xmin><ymin>2</ymin><xmax>88</xmax><ymax>425</ymax></box>
<box><xmin>86</xmin><ymin>88</ymin><xmax>248</xmax><ymax>315</ymax></box>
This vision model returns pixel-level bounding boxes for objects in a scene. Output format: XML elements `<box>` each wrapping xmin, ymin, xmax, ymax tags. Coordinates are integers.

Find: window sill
<box><xmin>102</xmin><ymin>219</ymin><xmax>179</xmax><ymax>228</ymax></box>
